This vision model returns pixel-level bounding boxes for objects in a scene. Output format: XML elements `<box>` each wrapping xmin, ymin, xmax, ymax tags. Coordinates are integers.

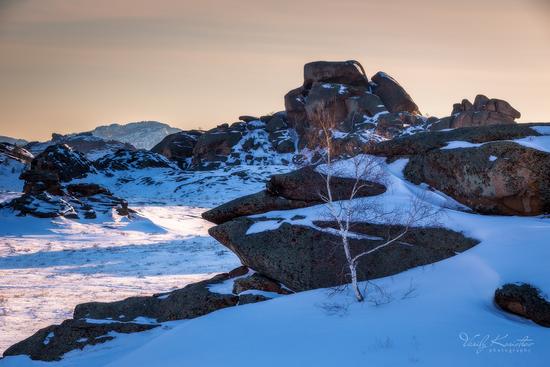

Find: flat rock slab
<box><xmin>209</xmin><ymin>218</ymin><xmax>479</xmax><ymax>291</ymax></box>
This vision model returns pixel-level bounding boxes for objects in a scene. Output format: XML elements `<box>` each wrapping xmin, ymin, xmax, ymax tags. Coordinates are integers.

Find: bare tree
<box><xmin>311</xmin><ymin>105</ymin><xmax>437</xmax><ymax>302</ymax></box>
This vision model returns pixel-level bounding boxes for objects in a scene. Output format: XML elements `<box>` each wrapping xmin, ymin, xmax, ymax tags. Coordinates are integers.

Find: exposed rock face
<box><xmin>3</xmin><ymin>266</ymin><xmax>287</xmax><ymax>361</ymax></box>
<box><xmin>73</xmin><ymin>269</ymin><xmax>245</xmax><ymax>322</ymax></box>
<box><xmin>404</xmin><ymin>142</ymin><xmax>550</xmax><ymax>215</ymax></box>
<box><xmin>192</xmin><ymin>126</ymin><xmax>244</xmax><ymax>168</ymax></box>
<box><xmin>202</xmin><ymin>190</ymin><xmax>311</xmax><ymax>224</ymax></box>
<box><xmin>202</xmin><ymin>166</ymin><xmax>386</xmax><ymax>224</ymax></box>
<box><xmin>371</xmin><ymin>72</ymin><xmax>420</xmax><ymax>114</ymax></box>
<box><xmin>430</xmin><ymin>95</ymin><xmax>521</xmax><ymax>130</ymax></box>
<box><xmin>266</xmin><ymin>166</ymin><xmax>386</xmax><ymax>202</ymax></box>
<box><xmin>94</xmin><ymin>149</ymin><xmax>178</xmax><ymax>171</ymax></box>
<box><xmin>284</xmin><ymin>60</ymin><xmax>420</xmax><ymax>144</ymax></box>
<box><xmin>5</xmin><ymin>183</ymin><xmax>131</xmax><ymax>219</ymax></box>
<box><xmin>2</xmin><ymin>319</ymin><xmax>157</xmax><ymax>361</ymax></box>
<box><xmin>495</xmin><ymin>283</ymin><xmax>550</xmax><ymax>327</ymax></box>
<box><xmin>303</xmin><ymin>60</ymin><xmax>368</xmax><ymax>88</ymax></box>
<box><xmin>209</xmin><ymin>218</ymin><xmax>478</xmax><ymax>291</ymax></box>
<box><xmin>233</xmin><ymin>273</ymin><xmax>291</xmax><ymax>295</ymax></box>
<box><xmin>151</xmin><ymin>130</ymin><xmax>203</xmax><ymax>168</ymax></box>
<box><xmin>1</xmin><ymin>144</ymin><xmax>133</xmax><ymax>219</ymax></box>
<box><xmin>374</xmin><ymin>112</ymin><xmax>425</xmax><ymax>139</ymax></box>
<box><xmin>21</xmin><ymin>144</ymin><xmax>93</xmax><ymax>195</ymax></box>
<box><xmin>368</xmin><ymin>123</ymin><xmax>543</xmax><ymax>157</ymax></box>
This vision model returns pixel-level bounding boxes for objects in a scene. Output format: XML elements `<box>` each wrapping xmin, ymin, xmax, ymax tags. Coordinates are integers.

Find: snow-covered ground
<box><xmin>1</xmin><ymin>152</ymin><xmax>550</xmax><ymax>365</ymax></box>
<box><xmin>0</xmin><ymin>164</ymin><xmax>290</xmax><ymax>356</ymax></box>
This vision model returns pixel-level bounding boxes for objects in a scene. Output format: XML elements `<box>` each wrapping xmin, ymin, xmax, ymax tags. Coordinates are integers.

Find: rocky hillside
<box><xmin>1</xmin><ymin>60</ymin><xmax>549</xmax><ymax>365</ymax></box>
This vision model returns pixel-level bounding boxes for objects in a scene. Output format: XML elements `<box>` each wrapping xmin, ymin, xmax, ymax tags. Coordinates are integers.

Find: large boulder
<box><xmin>371</xmin><ymin>72</ymin><xmax>420</xmax><ymax>114</ymax></box>
<box><xmin>3</xmin><ymin>266</ymin><xmax>285</xmax><ymax>361</ymax></box>
<box><xmin>304</xmin><ymin>82</ymin><xmax>354</xmax><ymax>130</ymax></box>
<box><xmin>21</xmin><ymin>144</ymin><xmax>93</xmax><ymax>195</ymax></box>
<box><xmin>494</xmin><ymin>283</ymin><xmax>550</xmax><ymax>327</ymax></box>
<box><xmin>209</xmin><ymin>218</ymin><xmax>478</xmax><ymax>291</ymax></box>
<box><xmin>266</xmin><ymin>166</ymin><xmax>386</xmax><ymax>202</ymax></box>
<box><xmin>202</xmin><ymin>190</ymin><xmax>311</xmax><ymax>224</ymax></box>
<box><xmin>4</xmin><ymin>183</ymin><xmax>132</xmax><ymax>219</ymax></box>
<box><xmin>303</xmin><ymin>60</ymin><xmax>368</xmax><ymax>88</ymax></box>
<box><xmin>73</xmin><ymin>268</ymin><xmax>247</xmax><ymax>323</ymax></box>
<box><xmin>284</xmin><ymin>86</ymin><xmax>309</xmax><ymax>134</ymax></box>
<box><xmin>150</xmin><ymin>130</ymin><xmax>202</xmax><ymax>167</ymax></box>
<box><xmin>368</xmin><ymin>123</ymin><xmax>544</xmax><ymax>157</ymax></box>
<box><xmin>3</xmin><ymin>319</ymin><xmax>157</xmax><ymax>361</ymax></box>
<box><xmin>431</xmin><ymin>95</ymin><xmax>520</xmax><ymax>130</ymax></box>
<box><xmin>192</xmin><ymin>128</ymin><xmax>243</xmax><ymax>168</ymax></box>
<box><xmin>202</xmin><ymin>167</ymin><xmax>385</xmax><ymax>224</ymax></box>
<box><xmin>404</xmin><ymin>142</ymin><xmax>550</xmax><ymax>215</ymax></box>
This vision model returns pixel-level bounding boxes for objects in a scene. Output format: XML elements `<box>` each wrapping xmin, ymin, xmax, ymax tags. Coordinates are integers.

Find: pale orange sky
<box><xmin>0</xmin><ymin>0</ymin><xmax>549</xmax><ymax>141</ymax></box>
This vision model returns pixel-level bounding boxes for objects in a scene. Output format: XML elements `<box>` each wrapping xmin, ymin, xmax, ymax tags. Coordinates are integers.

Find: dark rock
<box><xmin>233</xmin><ymin>273</ymin><xmax>291</xmax><ymax>295</ymax></box>
<box><xmin>368</xmin><ymin>123</ymin><xmax>544</xmax><ymax>158</ymax></box>
<box><xmin>345</xmin><ymin>92</ymin><xmax>388</xmax><ymax>119</ymax></box>
<box><xmin>202</xmin><ymin>190</ymin><xmax>312</xmax><ymax>224</ymax></box>
<box><xmin>192</xmin><ymin>130</ymin><xmax>242</xmax><ymax>167</ymax></box>
<box><xmin>209</xmin><ymin>218</ymin><xmax>478</xmax><ymax>291</ymax></box>
<box><xmin>274</xmin><ymin>139</ymin><xmax>295</xmax><ymax>154</ymax></box>
<box><xmin>304</xmin><ymin>82</ymin><xmax>353</xmax><ymax>130</ymax></box>
<box><xmin>371</xmin><ymin>72</ymin><xmax>420</xmax><ymax>114</ymax></box>
<box><xmin>432</xmin><ymin>95</ymin><xmax>521</xmax><ymax>130</ymax></box>
<box><xmin>150</xmin><ymin>130</ymin><xmax>202</xmax><ymax>168</ymax></box>
<box><xmin>239</xmin><ymin>115</ymin><xmax>259</xmax><ymax>123</ymax></box>
<box><xmin>495</xmin><ymin>283</ymin><xmax>550</xmax><ymax>327</ymax></box>
<box><xmin>265</xmin><ymin>116</ymin><xmax>288</xmax><ymax>133</ymax></box>
<box><xmin>267</xmin><ymin>166</ymin><xmax>386</xmax><ymax>202</ymax></box>
<box><xmin>27</xmin><ymin>144</ymin><xmax>92</xmax><ymax>183</ymax></box>
<box><xmin>404</xmin><ymin>142</ymin><xmax>550</xmax><ymax>215</ymax></box>
<box><xmin>284</xmin><ymin>86</ymin><xmax>308</xmax><ymax>133</ymax></box>
<box><xmin>3</xmin><ymin>319</ymin><xmax>157</xmax><ymax>361</ymax></box>
<box><xmin>238</xmin><ymin>294</ymin><xmax>271</xmax><ymax>305</ymax></box>
<box><xmin>303</xmin><ymin>60</ymin><xmax>368</xmax><ymax>88</ymax></box>
<box><xmin>66</xmin><ymin>183</ymin><xmax>110</xmax><ymax>197</ymax></box>
<box><xmin>374</xmin><ymin>112</ymin><xmax>424</xmax><ymax>139</ymax></box>
<box><xmin>73</xmin><ymin>271</ymin><xmax>242</xmax><ymax>323</ymax></box>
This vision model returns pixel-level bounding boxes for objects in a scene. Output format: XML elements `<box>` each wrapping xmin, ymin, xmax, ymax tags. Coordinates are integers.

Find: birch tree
<box><xmin>312</xmin><ymin>106</ymin><xmax>435</xmax><ymax>302</ymax></box>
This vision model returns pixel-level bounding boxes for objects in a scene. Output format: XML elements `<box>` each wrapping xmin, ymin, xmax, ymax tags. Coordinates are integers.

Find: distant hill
<box><xmin>0</xmin><ymin>135</ymin><xmax>28</xmax><ymax>146</ymax></box>
<box><xmin>91</xmin><ymin>121</ymin><xmax>181</xmax><ymax>150</ymax></box>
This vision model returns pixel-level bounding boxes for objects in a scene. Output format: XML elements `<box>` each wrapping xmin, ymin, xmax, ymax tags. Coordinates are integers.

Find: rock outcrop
<box><xmin>430</xmin><ymin>95</ymin><xmax>521</xmax><ymax>130</ymax></box>
<box><xmin>3</xmin><ymin>266</ymin><xmax>288</xmax><ymax>361</ymax></box>
<box><xmin>370</xmin><ymin>72</ymin><xmax>420</xmax><ymax>114</ymax></box>
<box><xmin>2</xmin><ymin>319</ymin><xmax>157</xmax><ymax>362</ymax></box>
<box><xmin>404</xmin><ymin>142</ymin><xmax>550</xmax><ymax>215</ymax></box>
<box><xmin>21</xmin><ymin>144</ymin><xmax>93</xmax><ymax>195</ymax></box>
<box><xmin>1</xmin><ymin>144</ymin><xmax>132</xmax><ymax>219</ymax></box>
<box><xmin>202</xmin><ymin>166</ymin><xmax>386</xmax><ymax>224</ymax></box>
<box><xmin>495</xmin><ymin>283</ymin><xmax>550</xmax><ymax>327</ymax></box>
<box><xmin>209</xmin><ymin>218</ymin><xmax>478</xmax><ymax>291</ymax></box>
<box><xmin>284</xmin><ymin>60</ymin><xmax>421</xmax><ymax>142</ymax></box>
<box><xmin>368</xmin><ymin>123</ymin><xmax>543</xmax><ymax>158</ymax></box>
<box><xmin>151</xmin><ymin>130</ymin><xmax>203</xmax><ymax>168</ymax></box>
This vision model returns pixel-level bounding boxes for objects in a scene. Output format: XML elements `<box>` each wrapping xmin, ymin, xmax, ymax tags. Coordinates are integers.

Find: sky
<box><xmin>0</xmin><ymin>0</ymin><xmax>549</xmax><ymax>141</ymax></box>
